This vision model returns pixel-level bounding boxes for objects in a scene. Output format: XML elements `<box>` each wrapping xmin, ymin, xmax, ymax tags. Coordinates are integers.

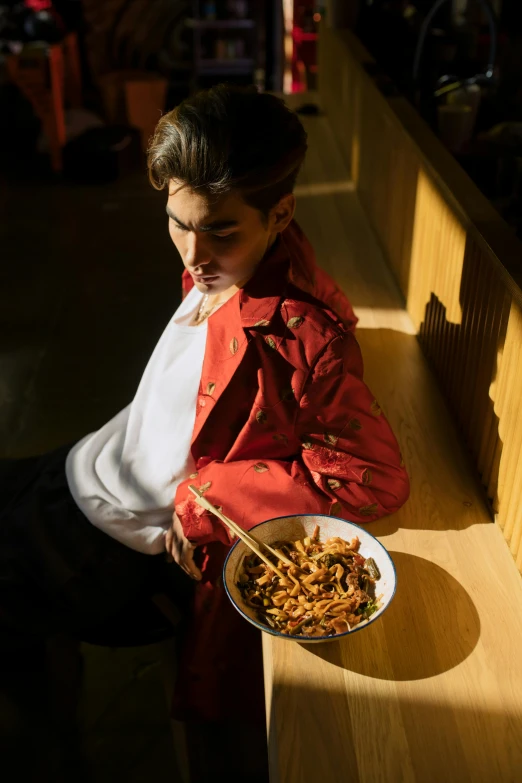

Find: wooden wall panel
<box><xmin>319</xmin><ymin>27</ymin><xmax>522</xmax><ymax>573</ymax></box>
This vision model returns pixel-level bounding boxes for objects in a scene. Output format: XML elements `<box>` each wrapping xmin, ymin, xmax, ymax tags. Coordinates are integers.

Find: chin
<box><xmin>194</xmin><ymin>278</ymin><xmax>229</xmax><ymax>294</ymax></box>
<box><xmin>193</xmin><ymin>280</ymin><xmax>211</xmax><ymax>292</ymax></box>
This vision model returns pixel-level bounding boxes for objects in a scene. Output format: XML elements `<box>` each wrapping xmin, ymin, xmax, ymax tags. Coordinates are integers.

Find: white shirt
<box><xmin>66</xmin><ymin>286</ymin><xmax>207</xmax><ymax>554</ymax></box>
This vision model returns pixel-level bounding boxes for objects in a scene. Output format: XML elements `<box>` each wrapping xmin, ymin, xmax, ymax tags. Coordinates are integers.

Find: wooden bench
<box><xmin>262</xmin><ymin>94</ymin><xmax>522</xmax><ymax>781</ymax></box>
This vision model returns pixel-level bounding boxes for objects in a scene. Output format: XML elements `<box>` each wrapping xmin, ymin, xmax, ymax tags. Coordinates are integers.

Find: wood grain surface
<box><xmin>317</xmin><ymin>27</ymin><xmax>522</xmax><ymax>575</ymax></box>
<box><xmin>264</xmin><ymin>94</ymin><xmax>522</xmax><ymax>783</ymax></box>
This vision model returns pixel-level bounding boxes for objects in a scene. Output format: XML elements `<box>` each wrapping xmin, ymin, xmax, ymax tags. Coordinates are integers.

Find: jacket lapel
<box><xmin>190</xmin><ymin>231</ymin><xmax>293</xmax><ymax>445</ymax></box>
<box><xmin>191</xmin><ymin>293</ymin><xmax>249</xmax><ymax>444</ymax></box>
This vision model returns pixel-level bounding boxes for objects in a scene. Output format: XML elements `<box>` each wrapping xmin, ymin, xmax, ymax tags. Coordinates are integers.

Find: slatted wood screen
<box><xmin>319</xmin><ymin>27</ymin><xmax>522</xmax><ymax>571</ymax></box>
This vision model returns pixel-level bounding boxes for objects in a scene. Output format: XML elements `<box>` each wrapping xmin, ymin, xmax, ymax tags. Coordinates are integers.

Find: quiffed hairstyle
<box><xmin>147</xmin><ymin>84</ymin><xmax>308</xmax><ymax>216</ymax></box>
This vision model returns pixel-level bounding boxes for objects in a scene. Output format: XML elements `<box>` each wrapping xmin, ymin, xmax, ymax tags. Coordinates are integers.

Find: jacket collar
<box><xmin>190</xmin><ymin>231</ymin><xmax>291</xmax><ymax>445</ymax></box>
<box><xmin>239</xmin><ymin>233</ymin><xmax>291</xmax><ymax>327</ymax></box>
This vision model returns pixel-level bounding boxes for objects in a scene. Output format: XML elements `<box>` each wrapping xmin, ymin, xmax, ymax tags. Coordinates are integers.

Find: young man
<box><xmin>0</xmin><ymin>86</ymin><xmax>408</xmax><ymax>728</ymax></box>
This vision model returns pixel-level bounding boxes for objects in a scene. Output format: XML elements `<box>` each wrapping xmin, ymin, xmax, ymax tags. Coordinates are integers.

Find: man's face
<box><xmin>166</xmin><ymin>182</ymin><xmax>278</xmax><ymax>295</ymax></box>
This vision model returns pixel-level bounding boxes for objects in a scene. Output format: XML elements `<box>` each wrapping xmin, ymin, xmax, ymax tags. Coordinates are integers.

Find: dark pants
<box><xmin>0</xmin><ymin>444</ymin><xmax>193</xmax><ymax>781</ymax></box>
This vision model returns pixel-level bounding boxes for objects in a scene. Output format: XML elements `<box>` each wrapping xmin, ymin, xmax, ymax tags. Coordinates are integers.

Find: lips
<box><xmin>192</xmin><ymin>273</ymin><xmax>219</xmax><ymax>283</ymax></box>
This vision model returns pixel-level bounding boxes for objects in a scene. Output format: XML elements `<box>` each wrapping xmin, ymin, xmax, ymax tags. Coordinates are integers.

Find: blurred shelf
<box><xmin>187</xmin><ymin>19</ymin><xmax>255</xmax><ymax>29</ymax></box>
<box><xmin>190</xmin><ymin>0</ymin><xmax>263</xmax><ymax>88</ymax></box>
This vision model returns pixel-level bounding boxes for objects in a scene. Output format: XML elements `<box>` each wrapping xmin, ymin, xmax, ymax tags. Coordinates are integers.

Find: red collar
<box><xmin>239</xmin><ymin>233</ymin><xmax>291</xmax><ymax>325</ymax></box>
<box><xmin>189</xmin><ymin>234</ymin><xmax>292</xmax><ymax>445</ymax></box>
<box><xmin>196</xmin><ymin>229</ymin><xmax>292</xmax><ymax>337</ymax></box>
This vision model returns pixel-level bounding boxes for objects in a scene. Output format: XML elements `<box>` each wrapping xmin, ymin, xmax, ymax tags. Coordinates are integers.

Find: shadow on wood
<box><xmin>304</xmin><ymin>552</ymin><xmax>481</xmax><ymax>680</ymax></box>
<box><xmin>266</xmin><ymin>676</ymin><xmax>522</xmax><ymax>782</ymax></box>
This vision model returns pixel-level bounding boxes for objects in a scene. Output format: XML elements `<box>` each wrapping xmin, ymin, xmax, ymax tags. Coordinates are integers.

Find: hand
<box><xmin>165</xmin><ymin>512</ymin><xmax>202</xmax><ymax>581</ymax></box>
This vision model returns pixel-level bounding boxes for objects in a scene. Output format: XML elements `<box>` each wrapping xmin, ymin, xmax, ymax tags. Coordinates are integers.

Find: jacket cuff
<box><xmin>175</xmin><ymin>480</ymin><xmax>230</xmax><ymax>546</ymax></box>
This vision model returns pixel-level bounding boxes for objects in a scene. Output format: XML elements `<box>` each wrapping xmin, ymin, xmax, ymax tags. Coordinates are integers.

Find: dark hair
<box><xmin>147</xmin><ymin>84</ymin><xmax>308</xmax><ymax>215</ymax></box>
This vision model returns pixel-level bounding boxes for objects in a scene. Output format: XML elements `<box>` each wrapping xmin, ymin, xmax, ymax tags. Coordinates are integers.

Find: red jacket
<box><xmin>172</xmin><ymin>221</ymin><xmax>409</xmax><ymax>720</ymax></box>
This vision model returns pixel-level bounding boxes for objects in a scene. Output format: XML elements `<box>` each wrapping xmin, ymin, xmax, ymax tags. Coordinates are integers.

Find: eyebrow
<box><xmin>166</xmin><ymin>206</ymin><xmax>239</xmax><ymax>232</ymax></box>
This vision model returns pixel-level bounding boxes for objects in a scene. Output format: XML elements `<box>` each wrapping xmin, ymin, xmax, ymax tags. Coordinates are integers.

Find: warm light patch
<box><xmin>294</xmin><ymin>180</ymin><xmax>355</xmax><ymax>197</ymax></box>
<box><xmin>408</xmin><ymin>169</ymin><xmax>466</xmax><ymax>329</ymax></box>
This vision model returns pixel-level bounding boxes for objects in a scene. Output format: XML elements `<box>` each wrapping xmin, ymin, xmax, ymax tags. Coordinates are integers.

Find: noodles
<box><xmin>236</xmin><ymin>530</ymin><xmax>382</xmax><ymax>637</ymax></box>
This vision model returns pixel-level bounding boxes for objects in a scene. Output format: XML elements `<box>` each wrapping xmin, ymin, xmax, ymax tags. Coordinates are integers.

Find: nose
<box><xmin>185</xmin><ymin>233</ymin><xmax>212</xmax><ymax>274</ymax></box>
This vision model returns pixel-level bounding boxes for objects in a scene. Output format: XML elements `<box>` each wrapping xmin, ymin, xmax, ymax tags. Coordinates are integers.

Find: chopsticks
<box><xmin>188</xmin><ymin>485</ymin><xmax>286</xmax><ymax>579</ymax></box>
<box><xmin>222</xmin><ymin>515</ymin><xmax>296</xmax><ymax>571</ymax></box>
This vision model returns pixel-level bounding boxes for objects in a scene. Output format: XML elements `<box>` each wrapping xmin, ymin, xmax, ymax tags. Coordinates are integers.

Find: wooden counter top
<box><xmin>263</xmin><ymin>104</ymin><xmax>522</xmax><ymax>782</ymax></box>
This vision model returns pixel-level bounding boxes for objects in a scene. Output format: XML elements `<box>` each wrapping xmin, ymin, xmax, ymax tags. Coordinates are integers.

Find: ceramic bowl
<box><xmin>223</xmin><ymin>513</ymin><xmax>396</xmax><ymax>643</ymax></box>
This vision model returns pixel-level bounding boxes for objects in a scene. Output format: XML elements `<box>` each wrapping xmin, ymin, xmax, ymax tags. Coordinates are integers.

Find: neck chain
<box><xmin>194</xmin><ymin>293</ymin><xmax>225</xmax><ymax>325</ymax></box>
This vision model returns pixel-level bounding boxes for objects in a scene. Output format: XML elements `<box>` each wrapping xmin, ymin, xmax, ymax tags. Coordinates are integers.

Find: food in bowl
<box><xmin>236</xmin><ymin>525</ymin><xmax>382</xmax><ymax>638</ymax></box>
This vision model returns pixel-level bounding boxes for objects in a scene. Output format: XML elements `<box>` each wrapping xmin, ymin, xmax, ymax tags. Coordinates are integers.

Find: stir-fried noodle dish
<box><xmin>236</xmin><ymin>526</ymin><xmax>382</xmax><ymax>637</ymax></box>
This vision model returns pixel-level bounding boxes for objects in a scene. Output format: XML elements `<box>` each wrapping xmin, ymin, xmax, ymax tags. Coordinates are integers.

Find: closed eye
<box><xmin>212</xmin><ymin>233</ymin><xmax>236</xmax><ymax>241</ymax></box>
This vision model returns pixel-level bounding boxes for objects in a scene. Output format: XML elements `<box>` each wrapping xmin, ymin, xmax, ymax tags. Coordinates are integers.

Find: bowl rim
<box><xmin>223</xmin><ymin>513</ymin><xmax>397</xmax><ymax>643</ymax></box>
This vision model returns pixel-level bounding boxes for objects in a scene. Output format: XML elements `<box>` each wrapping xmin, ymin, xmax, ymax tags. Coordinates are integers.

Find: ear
<box><xmin>268</xmin><ymin>193</ymin><xmax>296</xmax><ymax>234</ymax></box>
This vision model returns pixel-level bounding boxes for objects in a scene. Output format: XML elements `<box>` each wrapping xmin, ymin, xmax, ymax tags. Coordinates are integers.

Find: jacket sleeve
<box><xmin>174</xmin><ymin>332</ymin><xmax>409</xmax><ymax>545</ymax></box>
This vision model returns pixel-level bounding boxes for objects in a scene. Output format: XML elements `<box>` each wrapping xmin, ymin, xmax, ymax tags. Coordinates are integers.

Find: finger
<box><xmin>165</xmin><ymin>527</ymin><xmax>173</xmax><ymax>558</ymax></box>
<box><xmin>183</xmin><ymin>546</ymin><xmax>202</xmax><ymax>581</ymax></box>
<box><xmin>166</xmin><ymin>528</ymin><xmax>180</xmax><ymax>565</ymax></box>
<box><xmin>178</xmin><ymin>561</ymin><xmax>197</xmax><ymax>580</ymax></box>
<box><xmin>168</xmin><ymin>550</ymin><xmax>200</xmax><ymax>580</ymax></box>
